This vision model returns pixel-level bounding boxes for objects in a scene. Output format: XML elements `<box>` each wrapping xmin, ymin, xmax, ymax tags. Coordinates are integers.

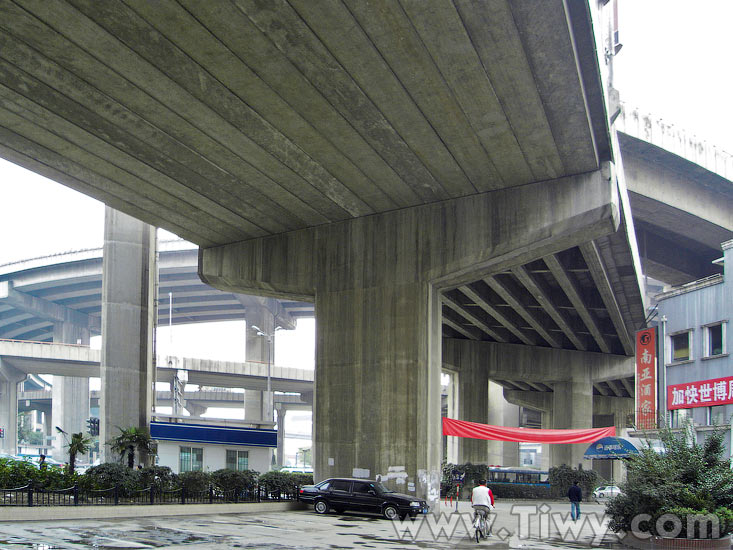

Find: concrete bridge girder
<box><xmin>200</xmin><ymin>168</ymin><xmax>622</xmax><ymax>505</ymax></box>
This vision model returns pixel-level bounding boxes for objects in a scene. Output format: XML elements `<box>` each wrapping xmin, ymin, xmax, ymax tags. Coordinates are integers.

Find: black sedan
<box><xmin>298</xmin><ymin>478</ymin><xmax>429</xmax><ymax>520</ymax></box>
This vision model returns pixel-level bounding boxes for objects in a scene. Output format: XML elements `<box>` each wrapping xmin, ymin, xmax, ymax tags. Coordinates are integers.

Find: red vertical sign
<box><xmin>635</xmin><ymin>327</ymin><xmax>657</xmax><ymax>429</ymax></box>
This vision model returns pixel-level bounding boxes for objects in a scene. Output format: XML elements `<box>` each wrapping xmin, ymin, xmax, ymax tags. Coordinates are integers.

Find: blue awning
<box><xmin>150</xmin><ymin>421</ymin><xmax>277</xmax><ymax>448</ymax></box>
<box><xmin>583</xmin><ymin>437</ymin><xmax>639</xmax><ymax>460</ymax></box>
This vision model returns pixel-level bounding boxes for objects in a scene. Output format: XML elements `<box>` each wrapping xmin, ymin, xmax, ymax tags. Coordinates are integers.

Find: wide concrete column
<box><xmin>0</xmin><ymin>359</ymin><xmax>26</xmax><ymax>454</ymax></box>
<box><xmin>100</xmin><ymin>207</ymin><xmax>155</xmax><ymax>462</ymax></box>
<box><xmin>551</xmin><ymin>377</ymin><xmax>593</xmax><ymax>468</ymax></box>
<box><xmin>445</xmin><ymin>342</ymin><xmax>490</xmax><ymax>464</ymax></box>
<box><xmin>201</xmin><ymin>169</ymin><xmax>619</xmax><ymax>507</ymax></box>
<box><xmin>245</xmin><ymin>305</ymin><xmax>275</xmax><ymax>423</ymax></box>
<box><xmin>51</xmin><ymin>322</ymin><xmax>90</xmax><ymax>461</ymax></box>
<box><xmin>316</xmin><ymin>279</ymin><xmax>443</xmax><ymax>499</ymax></box>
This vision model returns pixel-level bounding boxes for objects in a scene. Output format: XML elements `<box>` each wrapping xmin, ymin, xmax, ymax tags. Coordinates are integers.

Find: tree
<box><xmin>606</xmin><ymin>424</ymin><xmax>733</xmax><ymax>539</ymax></box>
<box><xmin>55</xmin><ymin>427</ymin><xmax>91</xmax><ymax>474</ymax></box>
<box><xmin>67</xmin><ymin>432</ymin><xmax>92</xmax><ymax>474</ymax></box>
<box><xmin>108</xmin><ymin>426</ymin><xmax>155</xmax><ymax>468</ymax></box>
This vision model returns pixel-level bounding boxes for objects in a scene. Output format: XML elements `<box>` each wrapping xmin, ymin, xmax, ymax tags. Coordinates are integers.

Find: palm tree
<box><xmin>55</xmin><ymin>427</ymin><xmax>91</xmax><ymax>474</ymax></box>
<box><xmin>67</xmin><ymin>432</ymin><xmax>91</xmax><ymax>474</ymax></box>
<box><xmin>109</xmin><ymin>426</ymin><xmax>155</xmax><ymax>468</ymax></box>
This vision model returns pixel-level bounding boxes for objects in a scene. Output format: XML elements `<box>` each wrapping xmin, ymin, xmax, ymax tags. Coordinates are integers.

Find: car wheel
<box><xmin>314</xmin><ymin>500</ymin><xmax>329</xmax><ymax>514</ymax></box>
<box><xmin>599</xmin><ymin>493</ymin><xmax>604</xmax><ymax>498</ymax></box>
<box><xmin>383</xmin><ymin>505</ymin><xmax>399</xmax><ymax>520</ymax></box>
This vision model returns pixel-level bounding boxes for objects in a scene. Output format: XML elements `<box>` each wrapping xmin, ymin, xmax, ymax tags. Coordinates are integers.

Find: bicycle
<box><xmin>472</xmin><ymin>507</ymin><xmax>489</xmax><ymax>543</ymax></box>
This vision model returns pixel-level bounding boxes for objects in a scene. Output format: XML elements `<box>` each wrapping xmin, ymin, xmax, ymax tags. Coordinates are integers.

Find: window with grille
<box><xmin>225</xmin><ymin>449</ymin><xmax>249</xmax><ymax>471</ymax></box>
<box><xmin>180</xmin><ymin>446</ymin><xmax>203</xmax><ymax>472</ymax></box>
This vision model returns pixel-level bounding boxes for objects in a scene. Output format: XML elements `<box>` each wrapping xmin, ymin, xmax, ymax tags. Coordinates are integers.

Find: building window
<box><xmin>225</xmin><ymin>450</ymin><xmax>249</xmax><ymax>471</ymax></box>
<box><xmin>669</xmin><ymin>408</ymin><xmax>691</xmax><ymax>428</ymax></box>
<box><xmin>708</xmin><ymin>406</ymin><xmax>727</xmax><ymax>426</ymax></box>
<box><xmin>179</xmin><ymin>446</ymin><xmax>203</xmax><ymax>472</ymax></box>
<box><xmin>704</xmin><ymin>323</ymin><xmax>725</xmax><ymax>357</ymax></box>
<box><xmin>670</xmin><ymin>331</ymin><xmax>691</xmax><ymax>362</ymax></box>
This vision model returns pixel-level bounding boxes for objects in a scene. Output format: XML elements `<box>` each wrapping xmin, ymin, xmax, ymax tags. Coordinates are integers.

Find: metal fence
<box><xmin>0</xmin><ymin>483</ymin><xmax>299</xmax><ymax>507</ymax></box>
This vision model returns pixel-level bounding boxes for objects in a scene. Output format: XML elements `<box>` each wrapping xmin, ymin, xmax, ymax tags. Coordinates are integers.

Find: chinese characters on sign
<box><xmin>668</xmin><ymin>375</ymin><xmax>733</xmax><ymax>410</ymax></box>
<box><xmin>635</xmin><ymin>328</ymin><xmax>657</xmax><ymax>429</ymax></box>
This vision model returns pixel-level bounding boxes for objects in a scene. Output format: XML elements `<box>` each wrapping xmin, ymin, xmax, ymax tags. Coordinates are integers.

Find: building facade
<box><xmin>656</xmin><ymin>239</ymin><xmax>732</xmax><ymax>455</ymax></box>
<box><xmin>151</xmin><ymin>418</ymin><xmax>276</xmax><ymax>474</ymax></box>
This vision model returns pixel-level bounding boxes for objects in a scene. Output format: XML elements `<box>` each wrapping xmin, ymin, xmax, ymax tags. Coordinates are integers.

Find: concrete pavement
<box><xmin>0</xmin><ymin>500</ymin><xmax>626</xmax><ymax>549</ymax></box>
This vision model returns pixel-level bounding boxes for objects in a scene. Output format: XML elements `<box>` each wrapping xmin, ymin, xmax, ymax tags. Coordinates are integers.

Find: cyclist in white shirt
<box><xmin>471</xmin><ymin>479</ymin><xmax>495</xmax><ymax>537</ymax></box>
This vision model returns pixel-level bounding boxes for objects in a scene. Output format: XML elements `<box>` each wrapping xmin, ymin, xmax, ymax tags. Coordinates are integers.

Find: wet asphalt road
<box><xmin>0</xmin><ymin>500</ymin><xmax>626</xmax><ymax>549</ymax></box>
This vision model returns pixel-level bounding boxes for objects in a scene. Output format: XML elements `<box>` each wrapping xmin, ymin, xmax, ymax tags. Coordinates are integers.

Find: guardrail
<box><xmin>0</xmin><ymin>483</ymin><xmax>299</xmax><ymax>507</ymax></box>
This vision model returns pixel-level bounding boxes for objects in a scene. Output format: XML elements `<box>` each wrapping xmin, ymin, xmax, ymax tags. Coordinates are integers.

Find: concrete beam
<box><xmin>458</xmin><ymin>284</ymin><xmax>531</xmax><ymax>344</ymax></box>
<box><xmin>235</xmin><ymin>294</ymin><xmax>296</xmax><ymax>331</ymax></box>
<box><xmin>511</xmin><ymin>265</ymin><xmax>586</xmax><ymax>350</ymax></box>
<box><xmin>579</xmin><ymin>242</ymin><xmax>633</xmax><ymax>354</ymax></box>
<box><xmin>544</xmin><ymin>254</ymin><xmax>610</xmax><ymax>353</ymax></box>
<box><xmin>200</xmin><ymin>169</ymin><xmax>618</xmax><ymax>297</ymax></box>
<box><xmin>0</xmin><ymin>281</ymin><xmax>100</xmax><ymax>334</ymax></box>
<box><xmin>441</xmin><ymin>292</ymin><xmax>506</xmax><ymax>342</ymax></box>
<box><xmin>485</xmin><ymin>276</ymin><xmax>561</xmax><ymax>348</ymax></box>
<box><xmin>200</xmin><ymin>169</ymin><xmax>619</xmax><ymax>506</ymax></box>
<box><xmin>443</xmin><ymin>339</ymin><xmax>632</xmax><ymax>385</ymax></box>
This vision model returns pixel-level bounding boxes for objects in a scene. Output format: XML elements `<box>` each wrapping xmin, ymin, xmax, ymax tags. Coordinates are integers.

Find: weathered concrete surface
<box><xmin>51</xmin><ymin>321</ymin><xmax>90</xmax><ymax>462</ymax></box>
<box><xmin>201</xmin><ymin>170</ymin><xmax>619</xmax><ymax>506</ymax></box>
<box><xmin>0</xmin><ymin>0</ymin><xmax>608</xmax><ymax>247</ymax></box>
<box><xmin>100</xmin><ymin>207</ymin><xmax>155</xmax><ymax>462</ymax></box>
<box><xmin>442</xmin><ymin>339</ymin><xmax>633</xmax><ymax>386</ymax></box>
<box><xmin>0</xmin><ymin>358</ymin><xmax>25</xmax><ymax>454</ymax></box>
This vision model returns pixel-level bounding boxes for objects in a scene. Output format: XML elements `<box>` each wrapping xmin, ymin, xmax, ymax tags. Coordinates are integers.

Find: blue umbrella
<box><xmin>583</xmin><ymin>437</ymin><xmax>639</xmax><ymax>460</ymax></box>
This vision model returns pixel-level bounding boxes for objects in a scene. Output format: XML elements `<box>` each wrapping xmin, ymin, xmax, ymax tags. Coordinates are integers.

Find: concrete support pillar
<box><xmin>455</xmin><ymin>357</ymin><xmax>489</xmax><ymax>465</ymax></box>
<box><xmin>315</xmin><ymin>281</ymin><xmax>442</xmax><ymax>504</ymax></box>
<box><xmin>51</xmin><ymin>322</ymin><xmax>90</xmax><ymax>462</ymax></box>
<box><xmin>276</xmin><ymin>406</ymin><xmax>287</xmax><ymax>468</ymax></box>
<box><xmin>551</xmin><ymin>378</ymin><xmax>593</xmax><ymax>469</ymax></box>
<box><xmin>0</xmin><ymin>359</ymin><xmax>26</xmax><ymax>454</ymax></box>
<box><xmin>100</xmin><ymin>207</ymin><xmax>155</xmax><ymax>462</ymax></box>
<box><xmin>244</xmin><ymin>305</ymin><xmax>275</xmax><ymax>423</ymax></box>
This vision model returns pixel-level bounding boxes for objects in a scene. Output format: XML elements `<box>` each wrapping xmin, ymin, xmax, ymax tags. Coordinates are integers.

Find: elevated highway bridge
<box><xmin>0</xmin><ymin>0</ymin><xmax>729</xmax><ymax>503</ymax></box>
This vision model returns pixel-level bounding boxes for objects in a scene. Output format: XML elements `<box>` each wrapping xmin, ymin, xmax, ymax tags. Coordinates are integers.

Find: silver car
<box><xmin>592</xmin><ymin>485</ymin><xmax>621</xmax><ymax>500</ymax></box>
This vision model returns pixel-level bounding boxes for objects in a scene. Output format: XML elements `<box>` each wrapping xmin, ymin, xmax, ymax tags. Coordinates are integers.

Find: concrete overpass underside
<box><xmin>0</xmin><ymin>1</ymin><xmax>649</xmax><ymax>504</ymax></box>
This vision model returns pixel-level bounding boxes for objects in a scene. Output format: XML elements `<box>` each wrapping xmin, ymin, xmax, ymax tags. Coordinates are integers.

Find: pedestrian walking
<box><xmin>568</xmin><ymin>480</ymin><xmax>582</xmax><ymax>521</ymax></box>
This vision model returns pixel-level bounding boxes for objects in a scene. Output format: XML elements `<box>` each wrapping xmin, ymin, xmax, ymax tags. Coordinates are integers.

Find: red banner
<box><xmin>442</xmin><ymin>418</ymin><xmax>615</xmax><ymax>444</ymax></box>
<box><xmin>635</xmin><ymin>328</ymin><xmax>657</xmax><ymax>429</ymax></box>
<box><xmin>668</xmin><ymin>375</ymin><xmax>733</xmax><ymax>410</ymax></box>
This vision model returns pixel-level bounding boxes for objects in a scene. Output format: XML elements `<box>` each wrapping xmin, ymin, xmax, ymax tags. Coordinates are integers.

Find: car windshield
<box><xmin>374</xmin><ymin>482</ymin><xmax>393</xmax><ymax>493</ymax></box>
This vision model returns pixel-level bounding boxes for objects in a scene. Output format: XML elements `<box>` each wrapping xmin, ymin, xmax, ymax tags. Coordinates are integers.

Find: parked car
<box><xmin>298</xmin><ymin>478</ymin><xmax>429</xmax><ymax>520</ymax></box>
<box><xmin>592</xmin><ymin>485</ymin><xmax>621</xmax><ymax>500</ymax></box>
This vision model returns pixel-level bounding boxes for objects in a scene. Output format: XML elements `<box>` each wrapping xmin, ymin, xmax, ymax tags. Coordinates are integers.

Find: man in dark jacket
<box><xmin>568</xmin><ymin>481</ymin><xmax>582</xmax><ymax>521</ymax></box>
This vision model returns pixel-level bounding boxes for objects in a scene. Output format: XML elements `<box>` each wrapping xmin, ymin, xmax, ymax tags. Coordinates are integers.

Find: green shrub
<box><xmin>80</xmin><ymin>463</ymin><xmax>139</xmax><ymax>496</ymax></box>
<box><xmin>210</xmin><ymin>469</ymin><xmax>258</xmax><ymax>493</ymax></box>
<box><xmin>606</xmin><ymin>425</ymin><xmax>733</xmax><ymax>539</ymax></box>
<box><xmin>177</xmin><ymin>470</ymin><xmax>211</xmax><ymax>493</ymax></box>
<box><xmin>132</xmin><ymin>466</ymin><xmax>177</xmax><ymax>492</ymax></box>
<box><xmin>547</xmin><ymin>464</ymin><xmax>598</xmax><ymax>499</ymax></box>
<box><xmin>259</xmin><ymin>471</ymin><xmax>302</xmax><ymax>496</ymax></box>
